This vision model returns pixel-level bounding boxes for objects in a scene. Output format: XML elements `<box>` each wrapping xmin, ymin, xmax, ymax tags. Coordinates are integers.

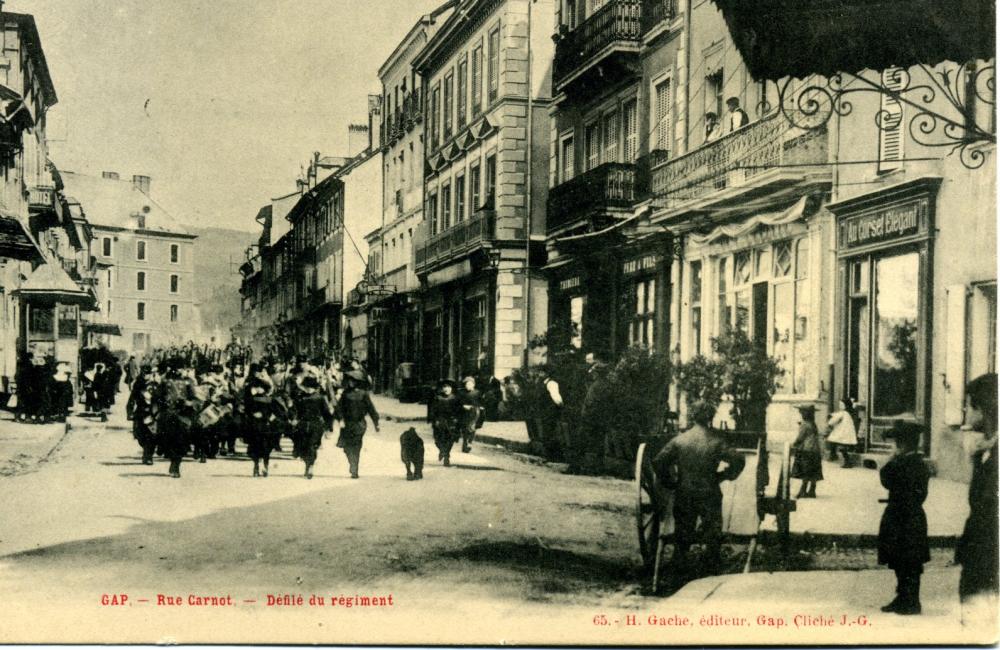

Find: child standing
<box><xmin>791</xmin><ymin>404</ymin><xmax>823</xmax><ymax>498</ymax></box>
<box><xmin>826</xmin><ymin>397</ymin><xmax>859</xmax><ymax>467</ymax></box>
<box><xmin>878</xmin><ymin>421</ymin><xmax>930</xmax><ymax>615</ymax></box>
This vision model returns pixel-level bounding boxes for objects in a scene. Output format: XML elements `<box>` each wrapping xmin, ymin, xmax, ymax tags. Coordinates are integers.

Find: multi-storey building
<box><xmin>0</xmin><ymin>11</ymin><xmax>97</xmax><ymax>391</ymax></box>
<box><xmin>412</xmin><ymin>0</ymin><xmax>555</xmax><ymax>382</ymax></box>
<box><xmin>62</xmin><ymin>171</ymin><xmax>198</xmax><ymax>355</ymax></box>
<box><xmin>364</xmin><ymin>3</ymin><xmax>454</xmax><ymax>393</ymax></box>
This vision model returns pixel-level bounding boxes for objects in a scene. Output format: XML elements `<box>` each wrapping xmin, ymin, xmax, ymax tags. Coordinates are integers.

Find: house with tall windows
<box><xmin>411</xmin><ymin>0</ymin><xmax>555</xmax><ymax>383</ymax></box>
<box><xmin>62</xmin><ymin>171</ymin><xmax>198</xmax><ymax>355</ymax></box>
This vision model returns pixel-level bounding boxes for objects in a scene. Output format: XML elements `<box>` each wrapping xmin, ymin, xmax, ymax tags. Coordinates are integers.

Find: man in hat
<box><xmin>429</xmin><ymin>379</ymin><xmax>461</xmax><ymax>466</ymax></box>
<box><xmin>653</xmin><ymin>399</ymin><xmax>745</xmax><ymax>579</ymax></box>
<box><xmin>127</xmin><ymin>364</ymin><xmax>158</xmax><ymax>464</ymax></box>
<box><xmin>335</xmin><ymin>370</ymin><xmax>379</xmax><ymax>478</ymax></box>
<box><xmin>878</xmin><ymin>420</ymin><xmax>930</xmax><ymax>615</ymax></box>
<box><xmin>244</xmin><ymin>362</ymin><xmax>277</xmax><ymax>477</ymax></box>
<box><xmin>293</xmin><ymin>374</ymin><xmax>334</xmax><ymax>479</ymax></box>
<box><xmin>459</xmin><ymin>376</ymin><xmax>482</xmax><ymax>453</ymax></box>
<box><xmin>155</xmin><ymin>357</ymin><xmax>199</xmax><ymax>478</ymax></box>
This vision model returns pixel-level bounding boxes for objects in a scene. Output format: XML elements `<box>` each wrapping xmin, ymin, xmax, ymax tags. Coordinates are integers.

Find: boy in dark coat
<box><xmin>428</xmin><ymin>380</ymin><xmax>460</xmax><ymax>467</ymax></box>
<box><xmin>878</xmin><ymin>421</ymin><xmax>930</xmax><ymax>615</ymax></box>
<box><xmin>335</xmin><ymin>371</ymin><xmax>379</xmax><ymax>479</ymax></box>
<box><xmin>293</xmin><ymin>374</ymin><xmax>333</xmax><ymax>479</ymax></box>
<box><xmin>155</xmin><ymin>359</ymin><xmax>199</xmax><ymax>478</ymax></box>
<box><xmin>127</xmin><ymin>365</ymin><xmax>157</xmax><ymax>464</ymax></box>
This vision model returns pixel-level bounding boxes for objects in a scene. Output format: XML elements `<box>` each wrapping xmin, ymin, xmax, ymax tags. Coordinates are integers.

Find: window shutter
<box><xmin>586</xmin><ymin>123</ymin><xmax>600</xmax><ymax>170</ymax></box>
<box><xmin>944</xmin><ymin>284</ymin><xmax>968</xmax><ymax>426</ymax></box>
<box><xmin>562</xmin><ymin>136</ymin><xmax>574</xmax><ymax>182</ymax></box>
<box><xmin>655</xmin><ymin>79</ymin><xmax>672</xmax><ymax>153</ymax></box>
<box><xmin>624</xmin><ymin>100</ymin><xmax>638</xmax><ymax>161</ymax></box>
<box><xmin>879</xmin><ymin>68</ymin><xmax>904</xmax><ymax>172</ymax></box>
<box><xmin>603</xmin><ymin>110</ymin><xmax>618</xmax><ymax>163</ymax></box>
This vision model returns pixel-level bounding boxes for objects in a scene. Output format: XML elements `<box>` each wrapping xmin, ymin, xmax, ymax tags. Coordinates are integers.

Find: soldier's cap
<box><xmin>437</xmin><ymin>378</ymin><xmax>457</xmax><ymax>390</ymax></box>
<box><xmin>885</xmin><ymin>420</ymin><xmax>923</xmax><ymax>446</ymax></box>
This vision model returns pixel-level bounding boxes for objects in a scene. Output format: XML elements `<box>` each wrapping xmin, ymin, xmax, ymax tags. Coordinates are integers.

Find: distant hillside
<box><xmin>190</xmin><ymin>226</ymin><xmax>256</xmax><ymax>341</ymax></box>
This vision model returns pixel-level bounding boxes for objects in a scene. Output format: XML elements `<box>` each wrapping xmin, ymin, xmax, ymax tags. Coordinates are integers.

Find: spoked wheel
<box><xmin>635</xmin><ymin>443</ymin><xmax>662</xmax><ymax>569</ymax></box>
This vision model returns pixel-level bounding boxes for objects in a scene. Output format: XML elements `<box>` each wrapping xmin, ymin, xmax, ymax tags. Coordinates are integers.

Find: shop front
<box><xmin>830</xmin><ymin>179</ymin><xmax>939</xmax><ymax>452</ymax></box>
<box><xmin>418</xmin><ymin>268</ymin><xmax>495</xmax><ymax>383</ymax></box>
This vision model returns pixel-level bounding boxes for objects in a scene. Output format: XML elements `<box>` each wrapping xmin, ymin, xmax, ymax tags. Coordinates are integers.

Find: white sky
<box><xmin>14</xmin><ymin>0</ymin><xmax>446</xmax><ymax>232</ymax></box>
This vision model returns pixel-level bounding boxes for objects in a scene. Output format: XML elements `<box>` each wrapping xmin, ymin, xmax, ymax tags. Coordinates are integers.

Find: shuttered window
<box><xmin>654</xmin><ymin>78</ymin><xmax>672</xmax><ymax>152</ymax></box>
<box><xmin>561</xmin><ymin>134</ymin><xmax>574</xmax><ymax>183</ymax></box>
<box><xmin>585</xmin><ymin>122</ymin><xmax>600</xmax><ymax>171</ymax></box>
<box><xmin>471</xmin><ymin>44</ymin><xmax>483</xmax><ymax>116</ymax></box>
<box><xmin>878</xmin><ymin>67</ymin><xmax>905</xmax><ymax>172</ymax></box>
<box><xmin>623</xmin><ymin>99</ymin><xmax>638</xmax><ymax>161</ymax></box>
<box><xmin>603</xmin><ymin>110</ymin><xmax>618</xmax><ymax>163</ymax></box>
<box><xmin>457</xmin><ymin>56</ymin><xmax>468</xmax><ymax>129</ymax></box>
<box><xmin>488</xmin><ymin>26</ymin><xmax>500</xmax><ymax>104</ymax></box>
<box><xmin>443</xmin><ymin>71</ymin><xmax>454</xmax><ymax>140</ymax></box>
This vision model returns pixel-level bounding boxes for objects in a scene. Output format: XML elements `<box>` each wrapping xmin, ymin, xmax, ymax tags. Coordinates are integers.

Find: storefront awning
<box><xmin>83</xmin><ymin>322</ymin><xmax>122</xmax><ymax>336</ymax></box>
<box><xmin>13</xmin><ymin>262</ymin><xmax>94</xmax><ymax>306</ymax></box>
<box><xmin>712</xmin><ymin>0</ymin><xmax>995</xmax><ymax>81</ymax></box>
<box><xmin>0</xmin><ymin>214</ymin><xmax>42</xmax><ymax>261</ymax></box>
<box><xmin>688</xmin><ymin>195</ymin><xmax>809</xmax><ymax>247</ymax></box>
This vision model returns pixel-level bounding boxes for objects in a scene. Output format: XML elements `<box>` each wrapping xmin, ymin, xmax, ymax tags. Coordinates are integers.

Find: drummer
<box><xmin>652</xmin><ymin>399</ymin><xmax>745</xmax><ymax>577</ymax></box>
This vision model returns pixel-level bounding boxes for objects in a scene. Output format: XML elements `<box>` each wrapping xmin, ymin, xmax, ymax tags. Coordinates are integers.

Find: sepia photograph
<box><xmin>0</xmin><ymin>0</ymin><xmax>996</xmax><ymax>645</ymax></box>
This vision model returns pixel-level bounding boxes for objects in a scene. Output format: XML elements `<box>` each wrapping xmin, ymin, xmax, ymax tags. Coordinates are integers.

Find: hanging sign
<box><xmin>559</xmin><ymin>276</ymin><xmax>581</xmax><ymax>291</ymax></box>
<box><xmin>839</xmin><ymin>200</ymin><xmax>927</xmax><ymax>250</ymax></box>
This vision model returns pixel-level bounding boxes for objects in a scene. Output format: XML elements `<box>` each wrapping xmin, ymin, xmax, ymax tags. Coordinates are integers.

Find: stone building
<box><xmin>62</xmin><ymin>171</ymin><xmax>198</xmax><ymax>355</ymax></box>
<box><xmin>411</xmin><ymin>0</ymin><xmax>555</xmax><ymax>382</ymax></box>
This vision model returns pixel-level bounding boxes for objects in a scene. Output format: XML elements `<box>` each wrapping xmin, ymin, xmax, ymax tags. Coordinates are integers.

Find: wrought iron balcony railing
<box><xmin>649</xmin><ymin>116</ymin><xmax>829</xmax><ymax>207</ymax></box>
<box><xmin>553</xmin><ymin>0</ymin><xmax>642</xmax><ymax>90</ymax></box>
<box><xmin>547</xmin><ymin>161</ymin><xmax>649</xmax><ymax>234</ymax></box>
<box><xmin>415</xmin><ymin>208</ymin><xmax>495</xmax><ymax>273</ymax></box>
<box><xmin>640</xmin><ymin>0</ymin><xmax>676</xmax><ymax>35</ymax></box>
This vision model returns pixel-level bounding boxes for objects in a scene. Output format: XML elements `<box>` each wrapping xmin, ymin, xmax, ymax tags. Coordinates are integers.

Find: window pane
<box><xmin>635</xmin><ymin>281</ymin><xmax>646</xmax><ymax>316</ymax></box>
<box><xmin>773</xmin><ymin>282</ymin><xmax>794</xmax><ymax>393</ymax></box>
<box><xmin>794</xmin><ymin>278</ymin><xmax>812</xmax><ymax>393</ymax></box>
<box><xmin>690</xmin><ymin>261</ymin><xmax>702</xmax><ymax>304</ymax></box>
<box><xmin>754</xmin><ymin>247</ymin><xmax>771</xmax><ymax>279</ymax></box>
<box><xmin>734</xmin><ymin>251</ymin><xmax>751</xmax><ymax>285</ymax></box>
<box><xmin>735</xmin><ymin>288</ymin><xmax>750</xmax><ymax>333</ymax></box>
<box><xmin>872</xmin><ymin>252</ymin><xmax>919</xmax><ymax>417</ymax></box>
<box><xmin>570</xmin><ymin>296</ymin><xmax>585</xmax><ymax>349</ymax></box>
<box><xmin>646</xmin><ymin>279</ymin><xmax>656</xmax><ymax>314</ymax></box>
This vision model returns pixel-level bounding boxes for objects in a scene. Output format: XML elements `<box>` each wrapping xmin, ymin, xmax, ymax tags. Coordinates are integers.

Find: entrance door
<box><xmin>752</xmin><ymin>281</ymin><xmax>768</xmax><ymax>350</ymax></box>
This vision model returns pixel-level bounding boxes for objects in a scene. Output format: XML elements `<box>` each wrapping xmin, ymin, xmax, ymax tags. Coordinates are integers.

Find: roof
<box><xmin>377</xmin><ymin>0</ymin><xmax>457</xmax><ymax>80</ymax></box>
<box><xmin>5</xmin><ymin>13</ymin><xmax>57</xmax><ymax>108</ymax></box>
<box><xmin>16</xmin><ymin>262</ymin><xmax>91</xmax><ymax>305</ymax></box>
<box><xmin>0</xmin><ymin>214</ymin><xmax>41</xmax><ymax>260</ymax></box>
<box><xmin>60</xmin><ymin>171</ymin><xmax>194</xmax><ymax>238</ymax></box>
<box><xmin>413</xmin><ymin>0</ymin><xmax>493</xmax><ymax>75</ymax></box>
<box><xmin>712</xmin><ymin>0</ymin><xmax>996</xmax><ymax>80</ymax></box>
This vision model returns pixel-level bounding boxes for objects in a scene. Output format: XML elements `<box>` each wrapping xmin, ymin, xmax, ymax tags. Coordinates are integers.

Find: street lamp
<box><xmin>487</xmin><ymin>248</ymin><xmax>501</xmax><ymax>270</ymax></box>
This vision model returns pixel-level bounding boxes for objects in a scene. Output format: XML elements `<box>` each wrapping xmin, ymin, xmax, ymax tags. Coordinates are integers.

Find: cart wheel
<box><xmin>635</xmin><ymin>442</ymin><xmax>663</xmax><ymax>570</ymax></box>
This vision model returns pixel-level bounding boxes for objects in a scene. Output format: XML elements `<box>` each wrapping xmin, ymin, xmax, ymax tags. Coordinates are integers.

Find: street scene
<box><xmin>0</xmin><ymin>0</ymin><xmax>996</xmax><ymax>646</ymax></box>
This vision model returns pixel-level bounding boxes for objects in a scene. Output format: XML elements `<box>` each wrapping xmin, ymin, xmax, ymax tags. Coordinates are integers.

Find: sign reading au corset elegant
<box><xmin>839</xmin><ymin>200</ymin><xmax>926</xmax><ymax>250</ymax></box>
<box><xmin>622</xmin><ymin>253</ymin><xmax>662</xmax><ymax>276</ymax></box>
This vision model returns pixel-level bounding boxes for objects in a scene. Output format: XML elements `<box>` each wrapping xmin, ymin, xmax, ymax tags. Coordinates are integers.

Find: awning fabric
<box><xmin>83</xmin><ymin>323</ymin><xmax>122</xmax><ymax>336</ymax></box>
<box><xmin>0</xmin><ymin>215</ymin><xmax>41</xmax><ymax>260</ymax></box>
<box><xmin>688</xmin><ymin>196</ymin><xmax>808</xmax><ymax>246</ymax></box>
<box><xmin>712</xmin><ymin>0</ymin><xmax>995</xmax><ymax>80</ymax></box>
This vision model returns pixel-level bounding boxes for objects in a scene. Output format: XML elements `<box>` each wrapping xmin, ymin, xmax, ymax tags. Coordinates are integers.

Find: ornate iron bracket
<box><xmin>774</xmin><ymin>60</ymin><xmax>995</xmax><ymax>169</ymax></box>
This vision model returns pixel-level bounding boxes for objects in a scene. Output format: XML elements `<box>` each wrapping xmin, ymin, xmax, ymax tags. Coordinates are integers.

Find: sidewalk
<box><xmin>0</xmin><ymin>409</ymin><xmax>69</xmax><ymax>476</ymax></box>
<box><xmin>371</xmin><ymin>395</ymin><xmax>971</xmax><ymax>542</ymax></box>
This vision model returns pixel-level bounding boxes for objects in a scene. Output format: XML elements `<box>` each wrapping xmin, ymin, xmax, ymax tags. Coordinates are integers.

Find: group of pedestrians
<box><xmin>427</xmin><ymin>376</ymin><xmax>483</xmax><ymax>467</ymax></box>
<box><xmin>125</xmin><ymin>347</ymin><xmax>379</xmax><ymax>480</ymax></box>
<box><xmin>12</xmin><ymin>352</ymin><xmax>74</xmax><ymax>424</ymax></box>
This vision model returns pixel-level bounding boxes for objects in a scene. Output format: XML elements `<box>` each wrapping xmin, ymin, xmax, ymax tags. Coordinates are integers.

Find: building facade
<box><xmin>412</xmin><ymin>0</ymin><xmax>555</xmax><ymax>382</ymax></box>
<box><xmin>62</xmin><ymin>171</ymin><xmax>198</xmax><ymax>356</ymax></box>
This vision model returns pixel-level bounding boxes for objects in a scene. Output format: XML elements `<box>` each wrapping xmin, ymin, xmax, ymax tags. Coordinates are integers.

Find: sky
<box><xmin>12</xmin><ymin>0</ymin><xmax>447</xmax><ymax>232</ymax></box>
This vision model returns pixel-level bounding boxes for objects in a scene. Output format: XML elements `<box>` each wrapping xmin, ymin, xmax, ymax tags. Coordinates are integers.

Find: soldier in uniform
<box><xmin>127</xmin><ymin>365</ymin><xmax>157</xmax><ymax>464</ymax></box>
<box><xmin>335</xmin><ymin>370</ymin><xmax>379</xmax><ymax>479</ymax></box>
<box><xmin>293</xmin><ymin>374</ymin><xmax>334</xmax><ymax>479</ymax></box>
<box><xmin>155</xmin><ymin>357</ymin><xmax>199</xmax><ymax>478</ymax></box>
<box><xmin>429</xmin><ymin>379</ymin><xmax>460</xmax><ymax>466</ymax></box>
<box><xmin>243</xmin><ymin>362</ymin><xmax>277</xmax><ymax>477</ymax></box>
<box><xmin>653</xmin><ymin>400</ymin><xmax>745</xmax><ymax>577</ymax></box>
<box><xmin>878</xmin><ymin>421</ymin><xmax>930</xmax><ymax>615</ymax></box>
<box><xmin>459</xmin><ymin>376</ymin><xmax>482</xmax><ymax>453</ymax></box>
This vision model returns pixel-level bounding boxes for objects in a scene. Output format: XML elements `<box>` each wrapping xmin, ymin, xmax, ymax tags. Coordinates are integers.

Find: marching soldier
<box><xmin>429</xmin><ymin>379</ymin><xmax>460</xmax><ymax>467</ymax></box>
<box><xmin>459</xmin><ymin>376</ymin><xmax>482</xmax><ymax>453</ymax></box>
<box><xmin>293</xmin><ymin>374</ymin><xmax>334</xmax><ymax>479</ymax></box>
<box><xmin>155</xmin><ymin>357</ymin><xmax>199</xmax><ymax>478</ymax></box>
<box><xmin>243</xmin><ymin>362</ymin><xmax>277</xmax><ymax>477</ymax></box>
<box><xmin>653</xmin><ymin>400</ymin><xmax>745</xmax><ymax>578</ymax></box>
<box><xmin>127</xmin><ymin>365</ymin><xmax>157</xmax><ymax>465</ymax></box>
<box><xmin>335</xmin><ymin>370</ymin><xmax>379</xmax><ymax>479</ymax></box>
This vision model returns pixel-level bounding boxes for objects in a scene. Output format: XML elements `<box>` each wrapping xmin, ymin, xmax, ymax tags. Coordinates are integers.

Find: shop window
<box><xmin>29</xmin><ymin>305</ymin><xmax>54</xmax><ymax>337</ymax></box>
<box><xmin>690</xmin><ymin>261</ymin><xmax>702</xmax><ymax>355</ymax></box>
<box><xmin>872</xmin><ymin>252</ymin><xmax>919</xmax><ymax>418</ymax></box>
<box><xmin>57</xmin><ymin>305</ymin><xmax>78</xmax><ymax>339</ymax></box>
<box><xmin>629</xmin><ymin>277</ymin><xmax>656</xmax><ymax>347</ymax></box>
<box><xmin>570</xmin><ymin>295</ymin><xmax>586</xmax><ymax>349</ymax></box>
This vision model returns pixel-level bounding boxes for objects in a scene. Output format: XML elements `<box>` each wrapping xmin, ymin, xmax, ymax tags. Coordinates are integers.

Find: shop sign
<box><xmin>622</xmin><ymin>253</ymin><xmax>662</xmax><ymax>276</ymax></box>
<box><xmin>839</xmin><ymin>201</ymin><xmax>925</xmax><ymax>250</ymax></box>
<box><xmin>559</xmin><ymin>276</ymin><xmax>581</xmax><ymax>291</ymax></box>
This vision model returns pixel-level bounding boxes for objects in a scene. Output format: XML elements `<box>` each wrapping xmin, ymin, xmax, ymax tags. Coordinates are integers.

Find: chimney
<box><xmin>348</xmin><ymin>124</ymin><xmax>369</xmax><ymax>157</ymax></box>
<box><xmin>368</xmin><ymin>93</ymin><xmax>382</xmax><ymax>151</ymax></box>
<box><xmin>102</xmin><ymin>171</ymin><xmax>119</xmax><ymax>180</ymax></box>
<box><xmin>132</xmin><ymin>175</ymin><xmax>151</xmax><ymax>195</ymax></box>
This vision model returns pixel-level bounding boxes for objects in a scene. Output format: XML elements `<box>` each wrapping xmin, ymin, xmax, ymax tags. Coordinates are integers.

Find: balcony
<box><xmin>547</xmin><ymin>161</ymin><xmax>650</xmax><ymax>234</ymax></box>
<box><xmin>27</xmin><ymin>185</ymin><xmax>55</xmax><ymax>214</ymax></box>
<box><xmin>415</xmin><ymin>208</ymin><xmax>495</xmax><ymax>274</ymax></box>
<box><xmin>649</xmin><ymin>116</ymin><xmax>829</xmax><ymax>209</ymax></box>
<box><xmin>553</xmin><ymin>0</ymin><xmax>642</xmax><ymax>96</ymax></box>
<box><xmin>640</xmin><ymin>0</ymin><xmax>676</xmax><ymax>35</ymax></box>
